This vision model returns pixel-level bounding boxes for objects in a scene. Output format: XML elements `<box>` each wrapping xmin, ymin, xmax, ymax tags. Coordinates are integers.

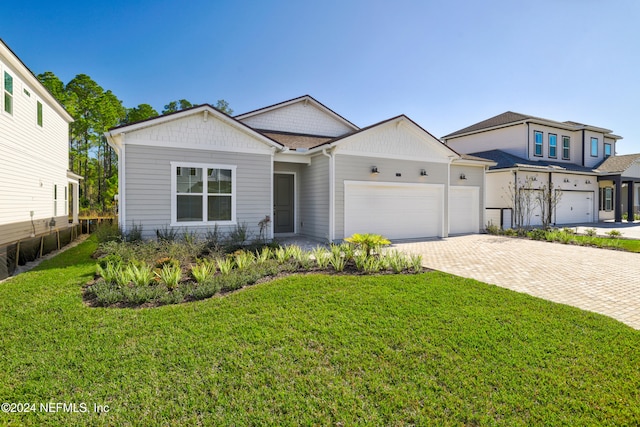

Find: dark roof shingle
<box><xmin>469</xmin><ymin>149</ymin><xmax>596</xmax><ymax>172</ymax></box>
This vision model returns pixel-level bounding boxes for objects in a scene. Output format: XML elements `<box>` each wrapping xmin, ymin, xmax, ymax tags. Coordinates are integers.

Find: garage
<box><xmin>344</xmin><ymin>181</ymin><xmax>443</xmax><ymax>239</ymax></box>
<box><xmin>555</xmin><ymin>190</ymin><xmax>594</xmax><ymax>225</ymax></box>
<box><xmin>449</xmin><ymin>186</ymin><xmax>480</xmax><ymax>234</ymax></box>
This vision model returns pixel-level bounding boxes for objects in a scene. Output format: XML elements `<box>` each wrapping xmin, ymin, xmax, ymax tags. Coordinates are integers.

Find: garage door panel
<box><xmin>555</xmin><ymin>191</ymin><xmax>593</xmax><ymax>225</ymax></box>
<box><xmin>450</xmin><ymin>186</ymin><xmax>479</xmax><ymax>235</ymax></box>
<box><xmin>344</xmin><ymin>182</ymin><xmax>443</xmax><ymax>239</ymax></box>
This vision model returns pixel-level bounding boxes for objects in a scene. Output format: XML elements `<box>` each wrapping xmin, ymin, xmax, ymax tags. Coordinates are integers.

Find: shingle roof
<box><xmin>257</xmin><ymin>130</ymin><xmax>334</xmax><ymax>150</ymax></box>
<box><xmin>443</xmin><ymin>111</ymin><xmax>614</xmax><ymax>139</ymax></box>
<box><xmin>595</xmin><ymin>153</ymin><xmax>640</xmax><ymax>173</ymax></box>
<box><xmin>470</xmin><ymin>149</ymin><xmax>596</xmax><ymax>172</ymax></box>
<box><xmin>443</xmin><ymin>112</ymin><xmax>532</xmax><ymax>138</ymax></box>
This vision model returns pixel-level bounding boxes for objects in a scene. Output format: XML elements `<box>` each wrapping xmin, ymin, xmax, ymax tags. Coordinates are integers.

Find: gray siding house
<box><xmin>106</xmin><ymin>96</ymin><xmax>493</xmax><ymax>242</ymax></box>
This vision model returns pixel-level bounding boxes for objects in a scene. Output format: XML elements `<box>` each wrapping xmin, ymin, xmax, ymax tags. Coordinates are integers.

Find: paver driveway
<box><xmin>393</xmin><ymin>234</ymin><xmax>640</xmax><ymax>329</ymax></box>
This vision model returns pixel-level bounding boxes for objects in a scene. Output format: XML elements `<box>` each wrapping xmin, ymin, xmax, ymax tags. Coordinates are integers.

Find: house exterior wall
<box><xmin>583</xmin><ymin>129</ymin><xmax>612</xmax><ymax>168</ymax></box>
<box><xmin>123</xmin><ymin>144</ymin><xmax>272</xmax><ymax>240</ymax></box>
<box><xmin>0</xmin><ymin>43</ymin><xmax>71</xmax><ymax>246</ymax></box>
<box><xmin>526</xmin><ymin>124</ymin><xmax>581</xmax><ymax>164</ymax></box>
<box><xmin>445</xmin><ymin>124</ymin><xmax>527</xmax><ymax>158</ymax></box>
<box><xmin>298</xmin><ymin>154</ymin><xmax>330</xmax><ymax>241</ymax></box>
<box><xmin>333</xmin><ymin>154</ymin><xmax>449</xmax><ymax>239</ymax></box>
<box><xmin>238</xmin><ymin>101</ymin><xmax>353</xmax><ymax>136</ymax></box>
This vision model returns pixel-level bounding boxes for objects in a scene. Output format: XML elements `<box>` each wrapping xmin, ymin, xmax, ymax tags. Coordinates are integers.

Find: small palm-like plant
<box><xmin>234</xmin><ymin>251</ymin><xmax>255</xmax><ymax>270</ymax></box>
<box><xmin>96</xmin><ymin>261</ymin><xmax>122</xmax><ymax>285</ymax></box>
<box><xmin>274</xmin><ymin>247</ymin><xmax>289</xmax><ymax>264</ymax></box>
<box><xmin>329</xmin><ymin>251</ymin><xmax>346</xmax><ymax>272</ymax></box>
<box><xmin>409</xmin><ymin>254</ymin><xmax>423</xmax><ymax>273</ymax></box>
<box><xmin>386</xmin><ymin>250</ymin><xmax>408</xmax><ymax>273</ymax></box>
<box><xmin>256</xmin><ymin>247</ymin><xmax>273</xmax><ymax>263</ymax></box>
<box><xmin>216</xmin><ymin>257</ymin><xmax>235</xmax><ymax>275</ymax></box>
<box><xmin>191</xmin><ymin>261</ymin><xmax>215</xmax><ymax>284</ymax></box>
<box><xmin>344</xmin><ymin>233</ymin><xmax>391</xmax><ymax>256</ymax></box>
<box><xmin>156</xmin><ymin>264</ymin><xmax>182</xmax><ymax>290</ymax></box>
<box><xmin>128</xmin><ymin>263</ymin><xmax>155</xmax><ymax>286</ymax></box>
<box><xmin>311</xmin><ymin>246</ymin><xmax>330</xmax><ymax>269</ymax></box>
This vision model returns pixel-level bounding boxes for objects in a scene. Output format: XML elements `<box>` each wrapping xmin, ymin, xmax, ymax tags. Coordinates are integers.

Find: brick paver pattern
<box><xmin>393</xmin><ymin>235</ymin><xmax>640</xmax><ymax>329</ymax></box>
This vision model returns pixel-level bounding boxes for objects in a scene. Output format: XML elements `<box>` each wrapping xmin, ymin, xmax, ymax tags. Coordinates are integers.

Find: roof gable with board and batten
<box><xmin>106</xmin><ymin>105</ymin><xmax>283</xmax><ymax>156</ymax></box>
<box><xmin>329</xmin><ymin>115</ymin><xmax>459</xmax><ymax>164</ymax></box>
<box><xmin>236</xmin><ymin>95</ymin><xmax>359</xmax><ymax>138</ymax></box>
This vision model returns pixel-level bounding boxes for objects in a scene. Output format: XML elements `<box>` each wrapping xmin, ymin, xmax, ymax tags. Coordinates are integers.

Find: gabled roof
<box><xmin>595</xmin><ymin>153</ymin><xmax>640</xmax><ymax>173</ymax></box>
<box><xmin>0</xmin><ymin>38</ymin><xmax>73</xmax><ymax>123</ymax></box>
<box><xmin>235</xmin><ymin>95</ymin><xmax>360</xmax><ymax>132</ymax></box>
<box><xmin>105</xmin><ymin>104</ymin><xmax>284</xmax><ymax>151</ymax></box>
<box><xmin>470</xmin><ymin>149</ymin><xmax>596</xmax><ymax>173</ymax></box>
<box><xmin>443</xmin><ymin>111</ymin><xmax>616</xmax><ymax>139</ymax></box>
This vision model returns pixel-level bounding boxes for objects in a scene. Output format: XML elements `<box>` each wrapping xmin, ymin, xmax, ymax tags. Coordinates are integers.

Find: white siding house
<box><xmin>0</xmin><ymin>39</ymin><xmax>76</xmax><ymax>247</ymax></box>
<box><xmin>107</xmin><ymin>96</ymin><xmax>493</xmax><ymax>242</ymax></box>
<box><xmin>443</xmin><ymin>111</ymin><xmax>635</xmax><ymax>227</ymax></box>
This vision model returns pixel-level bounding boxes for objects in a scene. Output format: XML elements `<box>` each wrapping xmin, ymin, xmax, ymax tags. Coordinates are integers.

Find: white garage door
<box><xmin>449</xmin><ymin>186</ymin><xmax>480</xmax><ymax>234</ymax></box>
<box><xmin>344</xmin><ymin>181</ymin><xmax>443</xmax><ymax>239</ymax></box>
<box><xmin>555</xmin><ymin>190</ymin><xmax>594</xmax><ymax>225</ymax></box>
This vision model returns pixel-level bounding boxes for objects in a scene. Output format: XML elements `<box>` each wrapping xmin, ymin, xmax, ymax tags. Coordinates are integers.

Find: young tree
<box><xmin>504</xmin><ymin>175</ymin><xmax>537</xmax><ymax>229</ymax></box>
<box><xmin>535</xmin><ymin>181</ymin><xmax>563</xmax><ymax>229</ymax></box>
<box><xmin>162</xmin><ymin>99</ymin><xmax>193</xmax><ymax>114</ymax></box>
<box><xmin>125</xmin><ymin>103</ymin><xmax>158</xmax><ymax>124</ymax></box>
<box><xmin>213</xmin><ymin>99</ymin><xmax>233</xmax><ymax>115</ymax></box>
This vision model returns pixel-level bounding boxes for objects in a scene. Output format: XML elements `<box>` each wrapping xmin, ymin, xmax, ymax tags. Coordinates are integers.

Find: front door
<box><xmin>274</xmin><ymin>174</ymin><xmax>294</xmax><ymax>233</ymax></box>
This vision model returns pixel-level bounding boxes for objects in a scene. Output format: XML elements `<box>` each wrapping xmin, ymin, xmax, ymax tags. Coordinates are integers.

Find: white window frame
<box><xmin>562</xmin><ymin>136</ymin><xmax>570</xmax><ymax>160</ymax></box>
<box><xmin>170</xmin><ymin>161</ymin><xmax>237</xmax><ymax>226</ymax></box>
<box><xmin>534</xmin><ymin>131</ymin><xmax>543</xmax><ymax>157</ymax></box>
<box><xmin>4</xmin><ymin>70</ymin><xmax>14</xmax><ymax>115</ymax></box>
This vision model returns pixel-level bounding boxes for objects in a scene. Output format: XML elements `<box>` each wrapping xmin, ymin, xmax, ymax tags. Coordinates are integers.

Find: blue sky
<box><xmin>2</xmin><ymin>0</ymin><xmax>639</xmax><ymax>152</ymax></box>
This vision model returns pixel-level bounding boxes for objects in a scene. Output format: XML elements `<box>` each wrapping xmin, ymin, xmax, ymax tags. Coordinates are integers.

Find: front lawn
<box><xmin>1</xmin><ymin>238</ymin><xmax>639</xmax><ymax>425</ymax></box>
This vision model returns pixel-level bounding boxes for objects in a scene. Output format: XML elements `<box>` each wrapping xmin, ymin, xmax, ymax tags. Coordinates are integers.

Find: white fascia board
<box><xmin>274</xmin><ymin>152</ymin><xmax>311</xmax><ymax>164</ymax></box>
<box><xmin>0</xmin><ymin>41</ymin><xmax>74</xmax><ymax>123</ymax></box>
<box><xmin>452</xmin><ymin>158</ymin><xmax>497</xmax><ymax>167</ymax></box>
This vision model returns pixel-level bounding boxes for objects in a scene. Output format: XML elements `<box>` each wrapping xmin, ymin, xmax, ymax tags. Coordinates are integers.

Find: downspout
<box><xmin>322</xmin><ymin>148</ymin><xmax>335</xmax><ymax>242</ymax></box>
<box><xmin>270</xmin><ymin>147</ymin><xmax>275</xmax><ymax>240</ymax></box>
<box><xmin>117</xmin><ymin>134</ymin><xmax>126</xmax><ymax>232</ymax></box>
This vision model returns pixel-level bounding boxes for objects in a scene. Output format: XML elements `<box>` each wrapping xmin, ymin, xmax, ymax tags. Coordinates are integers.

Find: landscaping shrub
<box><xmin>344</xmin><ymin>233</ymin><xmax>390</xmax><ymax>256</ymax></box>
<box><xmin>605</xmin><ymin>230</ymin><xmax>622</xmax><ymax>238</ymax></box>
<box><xmin>485</xmin><ymin>222</ymin><xmax>501</xmax><ymax>235</ymax></box>
<box><xmin>94</xmin><ymin>221</ymin><xmax>122</xmax><ymax>243</ymax></box>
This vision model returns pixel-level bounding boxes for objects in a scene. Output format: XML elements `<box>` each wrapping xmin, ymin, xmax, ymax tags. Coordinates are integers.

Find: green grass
<box><xmin>1</xmin><ymin>238</ymin><xmax>639</xmax><ymax>426</ymax></box>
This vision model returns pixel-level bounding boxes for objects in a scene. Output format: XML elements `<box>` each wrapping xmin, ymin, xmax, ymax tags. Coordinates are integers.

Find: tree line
<box><xmin>37</xmin><ymin>72</ymin><xmax>232</xmax><ymax>216</ymax></box>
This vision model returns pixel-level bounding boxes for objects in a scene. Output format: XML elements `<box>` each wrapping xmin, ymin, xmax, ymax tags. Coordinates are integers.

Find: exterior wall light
<box><xmin>420</xmin><ymin>169</ymin><xmax>428</xmax><ymax>176</ymax></box>
<box><xmin>371</xmin><ymin>166</ymin><xmax>379</xmax><ymax>174</ymax></box>
<box><xmin>459</xmin><ymin>173</ymin><xmax>467</xmax><ymax>180</ymax></box>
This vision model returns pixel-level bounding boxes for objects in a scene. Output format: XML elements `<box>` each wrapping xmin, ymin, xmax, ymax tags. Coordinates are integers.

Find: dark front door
<box><xmin>274</xmin><ymin>174</ymin><xmax>294</xmax><ymax>233</ymax></box>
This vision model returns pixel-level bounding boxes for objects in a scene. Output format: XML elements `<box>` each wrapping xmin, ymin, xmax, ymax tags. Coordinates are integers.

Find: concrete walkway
<box><xmin>393</xmin><ymin>235</ymin><xmax>640</xmax><ymax>329</ymax></box>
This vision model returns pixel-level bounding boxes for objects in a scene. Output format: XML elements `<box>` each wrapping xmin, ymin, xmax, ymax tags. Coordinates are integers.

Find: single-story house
<box><xmin>106</xmin><ymin>95</ymin><xmax>494</xmax><ymax>242</ymax></box>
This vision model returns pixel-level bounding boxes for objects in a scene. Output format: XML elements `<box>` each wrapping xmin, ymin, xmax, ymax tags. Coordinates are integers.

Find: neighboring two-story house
<box><xmin>0</xmin><ymin>38</ymin><xmax>78</xmax><ymax>248</ymax></box>
<box><xmin>442</xmin><ymin>111</ymin><xmax>637</xmax><ymax>227</ymax></box>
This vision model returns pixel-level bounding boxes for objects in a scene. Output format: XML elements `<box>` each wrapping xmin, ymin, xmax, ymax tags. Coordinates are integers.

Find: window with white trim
<box><xmin>4</xmin><ymin>71</ymin><xmax>13</xmax><ymax>115</ymax></box>
<box><xmin>172</xmin><ymin>163</ymin><xmax>236</xmax><ymax>224</ymax></box>
<box><xmin>562</xmin><ymin>136</ymin><xmax>570</xmax><ymax>160</ymax></box>
<box><xmin>534</xmin><ymin>131</ymin><xmax>543</xmax><ymax>156</ymax></box>
<box><xmin>591</xmin><ymin>137</ymin><xmax>598</xmax><ymax>157</ymax></box>
<box><xmin>600</xmin><ymin>187</ymin><xmax>614</xmax><ymax>211</ymax></box>
<box><xmin>548</xmin><ymin>133</ymin><xmax>557</xmax><ymax>158</ymax></box>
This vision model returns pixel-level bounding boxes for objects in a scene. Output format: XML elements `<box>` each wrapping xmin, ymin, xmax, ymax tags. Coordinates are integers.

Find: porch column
<box><xmin>629</xmin><ymin>180</ymin><xmax>636</xmax><ymax>222</ymax></box>
<box><xmin>615</xmin><ymin>176</ymin><xmax>622</xmax><ymax>223</ymax></box>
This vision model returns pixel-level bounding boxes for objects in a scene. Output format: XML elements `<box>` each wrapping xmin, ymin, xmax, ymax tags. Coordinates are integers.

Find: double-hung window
<box><xmin>604</xmin><ymin>143</ymin><xmax>612</xmax><ymax>158</ymax></box>
<box><xmin>4</xmin><ymin>71</ymin><xmax>13</xmax><ymax>115</ymax></box>
<box><xmin>562</xmin><ymin>136</ymin><xmax>570</xmax><ymax>160</ymax></box>
<box><xmin>534</xmin><ymin>131</ymin><xmax>543</xmax><ymax>156</ymax></box>
<box><xmin>591</xmin><ymin>137</ymin><xmax>598</xmax><ymax>157</ymax></box>
<box><xmin>172</xmin><ymin>162</ymin><xmax>236</xmax><ymax>224</ymax></box>
<box><xmin>548</xmin><ymin>134</ymin><xmax>557</xmax><ymax>158</ymax></box>
<box><xmin>600</xmin><ymin>187</ymin><xmax>614</xmax><ymax>211</ymax></box>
